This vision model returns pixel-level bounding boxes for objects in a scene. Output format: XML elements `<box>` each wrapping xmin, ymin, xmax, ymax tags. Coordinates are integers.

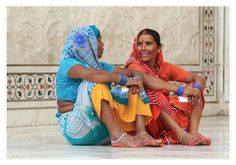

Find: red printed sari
<box><xmin>125</xmin><ymin>38</ymin><xmax>205</xmax><ymax>144</ymax></box>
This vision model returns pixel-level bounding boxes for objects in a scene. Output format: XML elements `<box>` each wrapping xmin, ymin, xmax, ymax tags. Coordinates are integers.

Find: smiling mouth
<box><xmin>140</xmin><ymin>52</ymin><xmax>149</xmax><ymax>57</ymax></box>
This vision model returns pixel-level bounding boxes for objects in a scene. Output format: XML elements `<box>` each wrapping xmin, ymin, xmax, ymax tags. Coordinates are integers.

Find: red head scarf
<box><xmin>125</xmin><ymin>36</ymin><xmax>176</xmax><ymax>116</ymax></box>
<box><xmin>125</xmin><ymin>37</ymin><xmax>165</xmax><ymax>80</ymax></box>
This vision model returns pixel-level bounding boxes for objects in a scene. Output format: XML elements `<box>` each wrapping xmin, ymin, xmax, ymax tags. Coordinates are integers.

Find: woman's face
<box><xmin>137</xmin><ymin>34</ymin><xmax>159</xmax><ymax>67</ymax></box>
<box><xmin>97</xmin><ymin>36</ymin><xmax>104</xmax><ymax>59</ymax></box>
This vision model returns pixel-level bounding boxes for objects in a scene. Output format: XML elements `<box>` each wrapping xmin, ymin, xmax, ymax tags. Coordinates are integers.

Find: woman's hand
<box><xmin>128</xmin><ymin>85</ymin><xmax>141</xmax><ymax>95</ymax></box>
<box><xmin>131</xmin><ymin>70</ymin><xmax>143</xmax><ymax>78</ymax></box>
<box><xmin>127</xmin><ymin>72</ymin><xmax>144</xmax><ymax>94</ymax></box>
<box><xmin>183</xmin><ymin>86</ymin><xmax>201</xmax><ymax>105</ymax></box>
<box><xmin>183</xmin><ymin>85</ymin><xmax>199</xmax><ymax>97</ymax></box>
<box><xmin>188</xmin><ymin>95</ymin><xmax>199</xmax><ymax>105</ymax></box>
<box><xmin>126</xmin><ymin>78</ymin><xmax>143</xmax><ymax>89</ymax></box>
<box><xmin>126</xmin><ymin>77</ymin><xmax>143</xmax><ymax>95</ymax></box>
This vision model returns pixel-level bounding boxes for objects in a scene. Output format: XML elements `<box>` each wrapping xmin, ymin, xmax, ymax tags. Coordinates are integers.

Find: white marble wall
<box><xmin>7</xmin><ymin>7</ymin><xmax>229</xmax><ymax>127</ymax></box>
<box><xmin>7</xmin><ymin>7</ymin><xmax>201</xmax><ymax>66</ymax></box>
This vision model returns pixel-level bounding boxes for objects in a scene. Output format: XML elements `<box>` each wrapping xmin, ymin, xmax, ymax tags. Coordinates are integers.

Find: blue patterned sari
<box><xmin>56</xmin><ymin>25</ymin><xmax>111</xmax><ymax>145</ymax></box>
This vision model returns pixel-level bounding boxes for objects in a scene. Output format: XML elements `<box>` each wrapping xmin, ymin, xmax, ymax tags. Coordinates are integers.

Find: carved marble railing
<box><xmin>7</xmin><ymin>72</ymin><xmax>56</xmax><ymax>102</ymax></box>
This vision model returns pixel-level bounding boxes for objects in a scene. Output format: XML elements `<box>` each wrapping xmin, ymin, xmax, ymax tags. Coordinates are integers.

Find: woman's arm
<box><xmin>143</xmin><ymin>73</ymin><xmax>198</xmax><ymax>97</ymax></box>
<box><xmin>143</xmin><ymin>73</ymin><xmax>178</xmax><ymax>92</ymax></box>
<box><xmin>114</xmin><ymin>66</ymin><xmax>142</xmax><ymax>77</ymax></box>
<box><xmin>166</xmin><ymin>62</ymin><xmax>206</xmax><ymax>89</ymax></box>
<box><xmin>185</xmin><ymin>73</ymin><xmax>206</xmax><ymax>89</ymax></box>
<box><xmin>68</xmin><ymin>64</ymin><xmax>120</xmax><ymax>83</ymax></box>
<box><xmin>68</xmin><ymin>64</ymin><xmax>142</xmax><ymax>87</ymax></box>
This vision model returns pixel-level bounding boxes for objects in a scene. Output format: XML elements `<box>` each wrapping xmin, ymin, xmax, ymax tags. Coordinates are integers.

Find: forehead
<box><xmin>138</xmin><ymin>34</ymin><xmax>155</xmax><ymax>42</ymax></box>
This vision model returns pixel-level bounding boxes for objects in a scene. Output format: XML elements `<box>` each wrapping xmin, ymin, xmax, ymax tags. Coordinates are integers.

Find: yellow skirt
<box><xmin>91</xmin><ymin>83</ymin><xmax>152</xmax><ymax>132</ymax></box>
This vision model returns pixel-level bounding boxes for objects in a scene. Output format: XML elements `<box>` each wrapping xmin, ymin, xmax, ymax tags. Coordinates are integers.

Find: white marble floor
<box><xmin>7</xmin><ymin>116</ymin><xmax>229</xmax><ymax>159</ymax></box>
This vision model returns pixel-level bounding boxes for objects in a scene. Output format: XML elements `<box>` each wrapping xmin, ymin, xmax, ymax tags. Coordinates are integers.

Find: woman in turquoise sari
<box><xmin>55</xmin><ymin>25</ymin><xmax>163</xmax><ymax>147</ymax></box>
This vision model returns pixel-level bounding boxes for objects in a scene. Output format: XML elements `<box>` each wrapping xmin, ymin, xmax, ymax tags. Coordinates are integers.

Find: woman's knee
<box><xmin>92</xmin><ymin>83</ymin><xmax>112</xmax><ymax>99</ymax></box>
<box><xmin>198</xmin><ymin>93</ymin><xmax>204</xmax><ymax>104</ymax></box>
<box><xmin>193</xmin><ymin>93</ymin><xmax>204</xmax><ymax>110</ymax></box>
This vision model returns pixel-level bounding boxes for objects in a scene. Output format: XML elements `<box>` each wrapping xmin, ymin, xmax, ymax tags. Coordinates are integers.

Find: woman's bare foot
<box><xmin>111</xmin><ymin>133</ymin><xmax>142</xmax><ymax>148</ymax></box>
<box><xmin>135</xmin><ymin>132</ymin><xmax>163</xmax><ymax>147</ymax></box>
<box><xmin>179</xmin><ymin>132</ymin><xmax>205</xmax><ymax>146</ymax></box>
<box><xmin>190</xmin><ymin>131</ymin><xmax>211</xmax><ymax>145</ymax></box>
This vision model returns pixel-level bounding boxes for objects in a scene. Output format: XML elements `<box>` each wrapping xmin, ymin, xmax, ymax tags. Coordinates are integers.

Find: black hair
<box><xmin>97</xmin><ymin>30</ymin><xmax>100</xmax><ymax>39</ymax></box>
<box><xmin>137</xmin><ymin>28</ymin><xmax>162</xmax><ymax>47</ymax></box>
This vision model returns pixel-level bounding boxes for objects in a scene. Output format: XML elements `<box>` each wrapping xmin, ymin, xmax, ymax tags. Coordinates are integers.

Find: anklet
<box><xmin>135</xmin><ymin>131</ymin><xmax>147</xmax><ymax>137</ymax></box>
<box><xmin>178</xmin><ymin>132</ymin><xmax>186</xmax><ymax>142</ymax></box>
<box><xmin>190</xmin><ymin>131</ymin><xmax>199</xmax><ymax>134</ymax></box>
<box><xmin>111</xmin><ymin>133</ymin><xmax>127</xmax><ymax>143</ymax></box>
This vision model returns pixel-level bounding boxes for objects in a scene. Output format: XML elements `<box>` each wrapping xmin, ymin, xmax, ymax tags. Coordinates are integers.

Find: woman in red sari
<box><xmin>125</xmin><ymin>28</ymin><xmax>211</xmax><ymax>146</ymax></box>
